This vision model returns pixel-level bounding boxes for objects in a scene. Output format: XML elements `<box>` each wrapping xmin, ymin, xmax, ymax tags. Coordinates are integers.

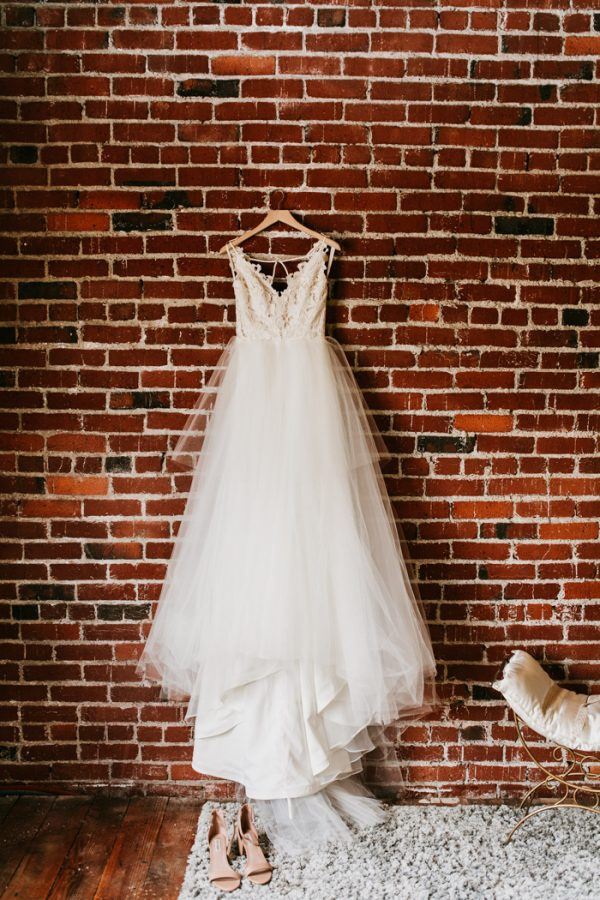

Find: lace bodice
<box><xmin>227</xmin><ymin>239</ymin><xmax>331</xmax><ymax>340</ymax></box>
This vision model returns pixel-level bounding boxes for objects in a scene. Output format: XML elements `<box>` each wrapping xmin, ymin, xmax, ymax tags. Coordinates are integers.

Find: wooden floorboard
<box><xmin>0</xmin><ymin>794</ymin><xmax>201</xmax><ymax>900</ymax></box>
<box><xmin>140</xmin><ymin>798</ymin><xmax>202</xmax><ymax>900</ymax></box>
<box><xmin>0</xmin><ymin>796</ymin><xmax>56</xmax><ymax>895</ymax></box>
<box><xmin>47</xmin><ymin>797</ymin><xmax>130</xmax><ymax>900</ymax></box>
<box><xmin>0</xmin><ymin>798</ymin><xmax>18</xmax><ymax>828</ymax></box>
<box><xmin>93</xmin><ymin>797</ymin><xmax>169</xmax><ymax>900</ymax></box>
<box><xmin>2</xmin><ymin>796</ymin><xmax>92</xmax><ymax>900</ymax></box>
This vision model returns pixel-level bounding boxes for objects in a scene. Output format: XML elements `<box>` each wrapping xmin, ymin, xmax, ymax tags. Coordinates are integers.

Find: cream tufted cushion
<box><xmin>493</xmin><ymin>650</ymin><xmax>600</xmax><ymax>753</ymax></box>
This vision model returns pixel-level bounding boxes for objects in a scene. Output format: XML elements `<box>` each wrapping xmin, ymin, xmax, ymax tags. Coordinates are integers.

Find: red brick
<box><xmin>47</xmin><ymin>213</ymin><xmax>110</xmax><ymax>232</ymax></box>
<box><xmin>565</xmin><ymin>36</ymin><xmax>600</xmax><ymax>55</ymax></box>
<box><xmin>46</xmin><ymin>476</ymin><xmax>109</xmax><ymax>496</ymax></box>
<box><xmin>211</xmin><ymin>55</ymin><xmax>275</xmax><ymax>76</ymax></box>
<box><xmin>454</xmin><ymin>415</ymin><xmax>513</xmax><ymax>433</ymax></box>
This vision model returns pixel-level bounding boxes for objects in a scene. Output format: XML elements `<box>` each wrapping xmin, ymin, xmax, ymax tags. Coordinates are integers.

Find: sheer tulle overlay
<box><xmin>138</xmin><ymin>239</ymin><xmax>436</xmax><ymax>851</ymax></box>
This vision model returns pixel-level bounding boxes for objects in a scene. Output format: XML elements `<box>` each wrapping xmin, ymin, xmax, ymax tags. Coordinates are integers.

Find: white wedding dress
<box><xmin>138</xmin><ymin>238</ymin><xmax>436</xmax><ymax>853</ymax></box>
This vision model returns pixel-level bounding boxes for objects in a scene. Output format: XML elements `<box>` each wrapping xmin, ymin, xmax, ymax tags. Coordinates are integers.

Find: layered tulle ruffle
<box><xmin>138</xmin><ymin>335</ymin><xmax>436</xmax><ymax>832</ymax></box>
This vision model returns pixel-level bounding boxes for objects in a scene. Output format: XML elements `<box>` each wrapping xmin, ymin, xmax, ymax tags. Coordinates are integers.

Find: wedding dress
<box><xmin>138</xmin><ymin>238</ymin><xmax>436</xmax><ymax>854</ymax></box>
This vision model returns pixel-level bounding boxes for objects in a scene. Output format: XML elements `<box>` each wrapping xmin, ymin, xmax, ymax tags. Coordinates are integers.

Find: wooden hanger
<box><xmin>218</xmin><ymin>191</ymin><xmax>341</xmax><ymax>254</ymax></box>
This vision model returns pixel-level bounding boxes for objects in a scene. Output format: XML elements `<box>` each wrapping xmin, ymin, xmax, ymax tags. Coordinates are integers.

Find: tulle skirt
<box><xmin>138</xmin><ymin>335</ymin><xmax>436</xmax><ymax>849</ymax></box>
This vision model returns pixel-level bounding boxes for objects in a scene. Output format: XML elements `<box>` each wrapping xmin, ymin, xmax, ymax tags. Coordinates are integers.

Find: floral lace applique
<box><xmin>228</xmin><ymin>239</ymin><xmax>329</xmax><ymax>339</ymax></box>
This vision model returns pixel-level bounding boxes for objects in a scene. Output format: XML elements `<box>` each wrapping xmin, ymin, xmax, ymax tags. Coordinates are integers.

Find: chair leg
<box><xmin>505</xmin><ymin>713</ymin><xmax>600</xmax><ymax>843</ymax></box>
<box><xmin>506</xmin><ymin>799</ymin><xmax>600</xmax><ymax>844</ymax></box>
<box><xmin>518</xmin><ymin>775</ymin><xmax>553</xmax><ymax>814</ymax></box>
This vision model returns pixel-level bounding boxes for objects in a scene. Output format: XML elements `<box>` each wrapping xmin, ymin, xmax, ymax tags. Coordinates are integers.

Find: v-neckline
<box><xmin>233</xmin><ymin>239</ymin><xmax>326</xmax><ymax>300</ymax></box>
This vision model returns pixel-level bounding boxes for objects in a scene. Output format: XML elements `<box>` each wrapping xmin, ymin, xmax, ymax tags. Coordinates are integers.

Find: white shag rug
<box><xmin>179</xmin><ymin>802</ymin><xmax>600</xmax><ymax>900</ymax></box>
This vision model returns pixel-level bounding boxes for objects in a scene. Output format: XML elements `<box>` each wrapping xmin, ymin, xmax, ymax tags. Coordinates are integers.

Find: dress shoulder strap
<box><xmin>224</xmin><ymin>242</ymin><xmax>234</xmax><ymax>265</ymax></box>
<box><xmin>326</xmin><ymin>244</ymin><xmax>335</xmax><ymax>277</ymax></box>
<box><xmin>225</xmin><ymin>243</ymin><xmax>242</xmax><ymax>282</ymax></box>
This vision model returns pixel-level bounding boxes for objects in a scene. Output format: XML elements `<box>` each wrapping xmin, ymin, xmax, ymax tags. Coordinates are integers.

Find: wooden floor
<box><xmin>0</xmin><ymin>794</ymin><xmax>202</xmax><ymax>900</ymax></box>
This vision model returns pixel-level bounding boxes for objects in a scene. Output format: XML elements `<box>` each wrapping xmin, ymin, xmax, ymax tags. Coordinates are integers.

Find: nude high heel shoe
<box><xmin>235</xmin><ymin>803</ymin><xmax>273</xmax><ymax>885</ymax></box>
<box><xmin>208</xmin><ymin>809</ymin><xmax>241</xmax><ymax>893</ymax></box>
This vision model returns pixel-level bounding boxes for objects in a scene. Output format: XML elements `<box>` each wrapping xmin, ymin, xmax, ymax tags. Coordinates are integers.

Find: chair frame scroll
<box><xmin>506</xmin><ymin>711</ymin><xmax>600</xmax><ymax>843</ymax></box>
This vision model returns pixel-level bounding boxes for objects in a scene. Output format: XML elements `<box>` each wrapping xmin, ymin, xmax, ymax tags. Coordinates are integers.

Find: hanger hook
<box><xmin>270</xmin><ymin>189</ymin><xmax>285</xmax><ymax>211</ymax></box>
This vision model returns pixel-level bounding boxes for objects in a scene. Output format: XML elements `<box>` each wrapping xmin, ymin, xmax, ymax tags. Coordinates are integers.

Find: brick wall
<box><xmin>2</xmin><ymin>0</ymin><xmax>599</xmax><ymax>800</ymax></box>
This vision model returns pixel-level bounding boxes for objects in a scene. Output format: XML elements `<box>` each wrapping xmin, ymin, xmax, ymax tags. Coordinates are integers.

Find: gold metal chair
<box><xmin>505</xmin><ymin>710</ymin><xmax>600</xmax><ymax>843</ymax></box>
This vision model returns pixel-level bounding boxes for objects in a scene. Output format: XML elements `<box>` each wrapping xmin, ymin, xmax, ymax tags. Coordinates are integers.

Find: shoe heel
<box><xmin>227</xmin><ymin>831</ymin><xmax>237</xmax><ymax>859</ymax></box>
<box><xmin>208</xmin><ymin>809</ymin><xmax>241</xmax><ymax>893</ymax></box>
<box><xmin>236</xmin><ymin>804</ymin><xmax>273</xmax><ymax>886</ymax></box>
